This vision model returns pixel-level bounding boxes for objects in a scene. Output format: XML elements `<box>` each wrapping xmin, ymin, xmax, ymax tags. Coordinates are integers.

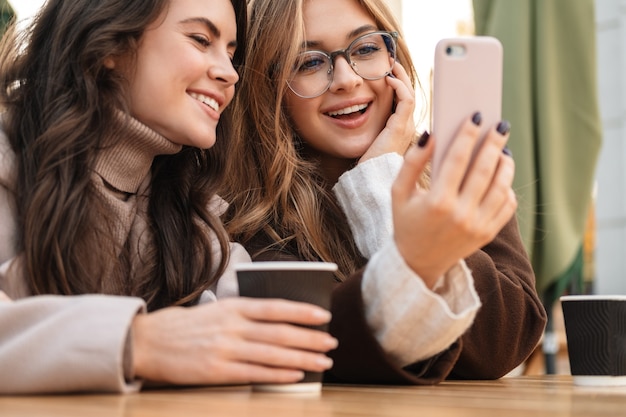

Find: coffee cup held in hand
<box><xmin>236</xmin><ymin>261</ymin><xmax>337</xmax><ymax>393</ymax></box>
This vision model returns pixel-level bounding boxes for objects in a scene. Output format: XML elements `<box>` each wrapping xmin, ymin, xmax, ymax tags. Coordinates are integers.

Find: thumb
<box><xmin>392</xmin><ymin>132</ymin><xmax>432</xmax><ymax>203</ymax></box>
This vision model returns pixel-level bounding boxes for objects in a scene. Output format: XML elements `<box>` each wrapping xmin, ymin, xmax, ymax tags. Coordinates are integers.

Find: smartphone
<box><xmin>431</xmin><ymin>36</ymin><xmax>503</xmax><ymax>178</ymax></box>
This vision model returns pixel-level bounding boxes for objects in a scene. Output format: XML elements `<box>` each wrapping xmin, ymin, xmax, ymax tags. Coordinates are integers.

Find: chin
<box><xmin>349</xmin><ymin>142</ymin><xmax>376</xmax><ymax>158</ymax></box>
<box><xmin>191</xmin><ymin>139</ymin><xmax>217</xmax><ymax>149</ymax></box>
<box><xmin>200</xmin><ymin>136</ymin><xmax>218</xmax><ymax>149</ymax></box>
<box><xmin>186</xmin><ymin>128</ymin><xmax>217</xmax><ymax>149</ymax></box>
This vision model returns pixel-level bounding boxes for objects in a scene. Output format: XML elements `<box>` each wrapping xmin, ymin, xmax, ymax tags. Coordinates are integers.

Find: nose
<box><xmin>208</xmin><ymin>52</ymin><xmax>239</xmax><ymax>86</ymax></box>
<box><xmin>328</xmin><ymin>55</ymin><xmax>362</xmax><ymax>93</ymax></box>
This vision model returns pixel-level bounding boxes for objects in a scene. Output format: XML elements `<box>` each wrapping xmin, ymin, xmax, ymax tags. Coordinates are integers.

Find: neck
<box><xmin>94</xmin><ymin>112</ymin><xmax>182</xmax><ymax>193</ymax></box>
<box><xmin>321</xmin><ymin>157</ymin><xmax>357</xmax><ymax>184</ymax></box>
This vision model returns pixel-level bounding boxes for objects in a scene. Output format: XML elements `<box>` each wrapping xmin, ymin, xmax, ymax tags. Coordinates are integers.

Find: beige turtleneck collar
<box><xmin>93</xmin><ymin>113</ymin><xmax>182</xmax><ymax>194</ymax></box>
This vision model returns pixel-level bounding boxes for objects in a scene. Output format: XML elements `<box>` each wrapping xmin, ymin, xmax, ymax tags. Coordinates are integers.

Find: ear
<box><xmin>104</xmin><ymin>57</ymin><xmax>116</xmax><ymax>69</ymax></box>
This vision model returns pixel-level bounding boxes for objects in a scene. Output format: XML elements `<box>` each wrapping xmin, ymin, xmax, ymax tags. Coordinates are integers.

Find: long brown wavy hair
<box><xmin>221</xmin><ymin>0</ymin><xmax>421</xmax><ymax>281</ymax></box>
<box><xmin>0</xmin><ymin>0</ymin><xmax>247</xmax><ymax>310</ymax></box>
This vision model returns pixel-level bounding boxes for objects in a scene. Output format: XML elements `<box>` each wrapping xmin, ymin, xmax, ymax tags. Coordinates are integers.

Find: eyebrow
<box><xmin>302</xmin><ymin>24</ymin><xmax>379</xmax><ymax>49</ymax></box>
<box><xmin>180</xmin><ymin>17</ymin><xmax>238</xmax><ymax>49</ymax></box>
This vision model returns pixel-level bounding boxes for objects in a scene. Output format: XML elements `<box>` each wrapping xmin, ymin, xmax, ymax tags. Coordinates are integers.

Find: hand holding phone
<box><xmin>390</xmin><ymin>36</ymin><xmax>515</xmax><ymax>283</ymax></box>
<box><xmin>431</xmin><ymin>36</ymin><xmax>503</xmax><ymax>178</ymax></box>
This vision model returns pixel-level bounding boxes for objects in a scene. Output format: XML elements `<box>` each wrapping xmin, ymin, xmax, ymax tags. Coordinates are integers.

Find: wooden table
<box><xmin>1</xmin><ymin>376</ymin><xmax>625</xmax><ymax>417</ymax></box>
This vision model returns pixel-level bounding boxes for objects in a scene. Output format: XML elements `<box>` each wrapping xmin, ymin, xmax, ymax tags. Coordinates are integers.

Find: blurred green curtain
<box><xmin>473</xmin><ymin>0</ymin><xmax>602</xmax><ymax>303</ymax></box>
<box><xmin>0</xmin><ymin>0</ymin><xmax>14</xmax><ymax>35</ymax></box>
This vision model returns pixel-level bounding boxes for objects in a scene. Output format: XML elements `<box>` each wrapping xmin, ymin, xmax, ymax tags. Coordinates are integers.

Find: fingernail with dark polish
<box><xmin>472</xmin><ymin>112</ymin><xmax>482</xmax><ymax>126</ymax></box>
<box><xmin>417</xmin><ymin>131</ymin><xmax>430</xmax><ymax>148</ymax></box>
<box><xmin>497</xmin><ymin>120</ymin><xmax>511</xmax><ymax>135</ymax></box>
<box><xmin>502</xmin><ymin>146</ymin><xmax>512</xmax><ymax>157</ymax></box>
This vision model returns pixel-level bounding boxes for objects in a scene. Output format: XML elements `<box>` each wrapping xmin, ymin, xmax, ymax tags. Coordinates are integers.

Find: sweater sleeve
<box><xmin>0</xmin><ymin>292</ymin><xmax>146</xmax><ymax>394</ymax></box>
<box><xmin>213</xmin><ymin>242</ymin><xmax>251</xmax><ymax>299</ymax></box>
<box><xmin>362</xmin><ymin>241</ymin><xmax>480</xmax><ymax>366</ymax></box>
<box><xmin>332</xmin><ymin>153</ymin><xmax>401</xmax><ymax>258</ymax></box>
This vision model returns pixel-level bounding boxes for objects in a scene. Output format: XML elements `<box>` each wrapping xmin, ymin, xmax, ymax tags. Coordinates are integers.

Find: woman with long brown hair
<box><xmin>222</xmin><ymin>0</ymin><xmax>547</xmax><ymax>384</ymax></box>
<box><xmin>0</xmin><ymin>0</ymin><xmax>335</xmax><ymax>394</ymax></box>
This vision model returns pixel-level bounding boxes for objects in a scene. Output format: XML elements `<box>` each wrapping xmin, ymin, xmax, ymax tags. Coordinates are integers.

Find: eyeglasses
<box><xmin>287</xmin><ymin>31</ymin><xmax>398</xmax><ymax>99</ymax></box>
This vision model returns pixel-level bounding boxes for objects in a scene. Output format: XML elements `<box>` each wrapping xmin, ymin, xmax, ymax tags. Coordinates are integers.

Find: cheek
<box><xmin>379</xmin><ymin>83</ymin><xmax>395</xmax><ymax>111</ymax></box>
<box><xmin>224</xmin><ymin>85</ymin><xmax>236</xmax><ymax>108</ymax></box>
<box><xmin>378</xmin><ymin>86</ymin><xmax>396</xmax><ymax>123</ymax></box>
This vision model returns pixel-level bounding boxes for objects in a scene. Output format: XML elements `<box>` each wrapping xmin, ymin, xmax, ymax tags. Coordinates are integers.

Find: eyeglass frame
<box><xmin>287</xmin><ymin>30</ymin><xmax>400</xmax><ymax>99</ymax></box>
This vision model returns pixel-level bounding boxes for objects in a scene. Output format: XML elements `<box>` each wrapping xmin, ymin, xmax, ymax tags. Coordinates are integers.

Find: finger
<box><xmin>458</xmin><ymin>126</ymin><xmax>509</xmax><ymax>208</ymax></box>
<box><xmin>484</xmin><ymin>188</ymin><xmax>518</xmax><ymax>240</ymax></box>
<box><xmin>387</xmin><ymin>67</ymin><xmax>413</xmax><ymax>96</ymax></box>
<box><xmin>159</xmin><ymin>357</ymin><xmax>308</xmax><ymax>385</ymax></box>
<box><xmin>230</xmin><ymin>340</ymin><xmax>334</xmax><ymax>373</ymax></box>
<box><xmin>392</xmin><ymin>135</ymin><xmax>433</xmax><ymax>203</ymax></box>
<box><xmin>478</xmin><ymin>153</ymin><xmax>515</xmax><ymax>214</ymax></box>
<box><xmin>235</xmin><ymin>298</ymin><xmax>332</xmax><ymax>326</ymax></box>
<box><xmin>385</xmin><ymin>73</ymin><xmax>415</xmax><ymax>122</ymax></box>
<box><xmin>387</xmin><ymin>63</ymin><xmax>414</xmax><ymax>99</ymax></box>
<box><xmin>390</xmin><ymin>60</ymin><xmax>411</xmax><ymax>80</ymax></box>
<box><xmin>206</xmin><ymin>361</ymin><xmax>306</xmax><ymax>385</ymax></box>
<box><xmin>433</xmin><ymin>115</ymin><xmax>482</xmax><ymax>192</ymax></box>
<box><xmin>471</xmin><ymin>163</ymin><xmax>517</xmax><ymax>241</ymax></box>
<box><xmin>386</xmin><ymin>77</ymin><xmax>414</xmax><ymax>113</ymax></box>
<box><xmin>243</xmin><ymin>321</ymin><xmax>338</xmax><ymax>352</ymax></box>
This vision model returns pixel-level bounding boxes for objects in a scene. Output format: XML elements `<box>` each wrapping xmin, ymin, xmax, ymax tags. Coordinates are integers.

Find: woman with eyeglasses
<box><xmin>221</xmin><ymin>0</ymin><xmax>547</xmax><ymax>384</ymax></box>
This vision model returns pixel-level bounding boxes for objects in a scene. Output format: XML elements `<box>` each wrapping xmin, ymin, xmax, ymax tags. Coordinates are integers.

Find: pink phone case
<box><xmin>431</xmin><ymin>36</ymin><xmax>503</xmax><ymax>178</ymax></box>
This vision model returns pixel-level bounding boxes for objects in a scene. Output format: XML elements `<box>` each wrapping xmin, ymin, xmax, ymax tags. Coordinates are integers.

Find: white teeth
<box><xmin>327</xmin><ymin>103</ymin><xmax>368</xmax><ymax>116</ymax></box>
<box><xmin>189</xmin><ymin>92</ymin><xmax>219</xmax><ymax>112</ymax></box>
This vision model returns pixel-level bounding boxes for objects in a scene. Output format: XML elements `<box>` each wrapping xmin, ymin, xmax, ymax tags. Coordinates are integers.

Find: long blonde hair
<box><xmin>222</xmin><ymin>0</ymin><xmax>421</xmax><ymax>281</ymax></box>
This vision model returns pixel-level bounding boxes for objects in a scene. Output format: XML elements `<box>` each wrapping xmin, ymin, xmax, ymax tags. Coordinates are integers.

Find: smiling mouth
<box><xmin>189</xmin><ymin>92</ymin><xmax>219</xmax><ymax>112</ymax></box>
<box><xmin>326</xmin><ymin>103</ymin><xmax>369</xmax><ymax>118</ymax></box>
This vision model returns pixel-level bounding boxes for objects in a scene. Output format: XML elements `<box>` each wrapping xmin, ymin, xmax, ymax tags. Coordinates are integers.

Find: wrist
<box><xmin>130</xmin><ymin>314</ymin><xmax>148</xmax><ymax>380</ymax></box>
<box><xmin>395</xmin><ymin>239</ymin><xmax>445</xmax><ymax>289</ymax></box>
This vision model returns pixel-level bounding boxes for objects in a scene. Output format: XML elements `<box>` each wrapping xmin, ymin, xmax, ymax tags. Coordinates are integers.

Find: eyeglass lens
<box><xmin>288</xmin><ymin>32</ymin><xmax>397</xmax><ymax>98</ymax></box>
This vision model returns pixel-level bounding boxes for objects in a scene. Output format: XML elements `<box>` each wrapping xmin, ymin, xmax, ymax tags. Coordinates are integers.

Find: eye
<box><xmin>190</xmin><ymin>34</ymin><xmax>211</xmax><ymax>47</ymax></box>
<box><xmin>295</xmin><ymin>52</ymin><xmax>328</xmax><ymax>74</ymax></box>
<box><xmin>351</xmin><ymin>41</ymin><xmax>383</xmax><ymax>59</ymax></box>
